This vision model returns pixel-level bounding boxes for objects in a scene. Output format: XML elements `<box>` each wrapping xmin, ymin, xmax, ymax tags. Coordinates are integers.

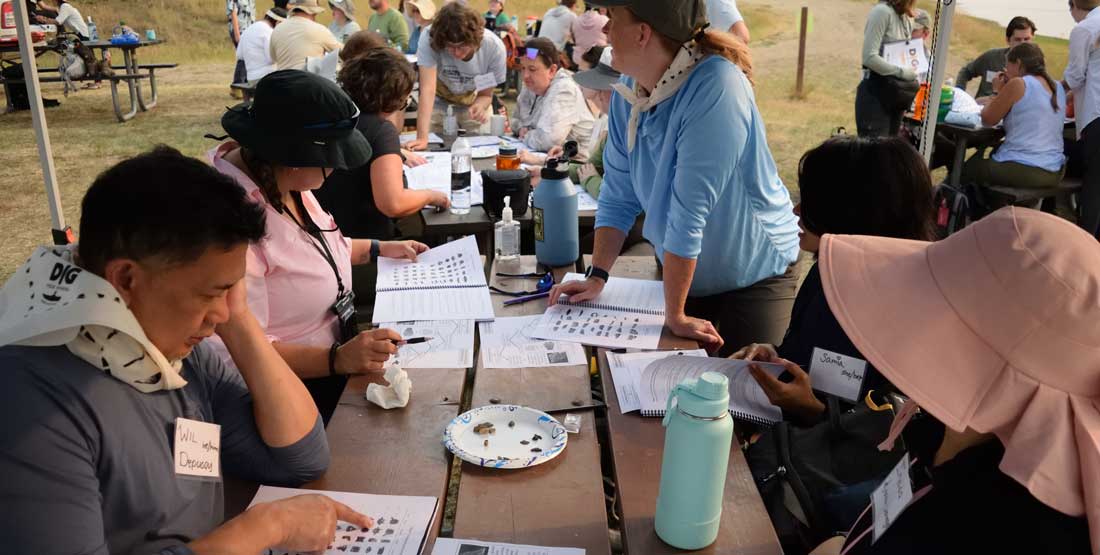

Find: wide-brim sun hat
<box><xmin>221</xmin><ymin>70</ymin><xmax>371</xmax><ymax>170</ymax></box>
<box><xmin>574</xmin><ymin>46</ymin><xmax>620</xmax><ymax>91</ymax></box>
<box><xmin>405</xmin><ymin>0</ymin><xmax>436</xmax><ymax>20</ymax></box>
<box><xmin>289</xmin><ymin>0</ymin><xmax>326</xmax><ymax>15</ymax></box>
<box><xmin>819</xmin><ymin>207</ymin><xmax>1100</xmax><ymax>553</ymax></box>
<box><xmin>330</xmin><ymin>0</ymin><xmax>356</xmax><ymax>19</ymax></box>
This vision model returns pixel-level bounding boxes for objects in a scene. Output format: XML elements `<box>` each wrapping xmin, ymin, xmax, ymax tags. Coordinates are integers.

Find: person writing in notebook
<box><xmin>549</xmin><ymin>0</ymin><xmax>801</xmax><ymax>355</ymax></box>
<box><xmin>0</xmin><ymin>146</ymin><xmax>374</xmax><ymax>554</ymax></box>
<box><xmin>207</xmin><ymin>70</ymin><xmax>427</xmax><ymax>422</ymax></box>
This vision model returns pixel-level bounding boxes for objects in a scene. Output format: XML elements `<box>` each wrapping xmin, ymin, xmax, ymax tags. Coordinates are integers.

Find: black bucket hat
<box><xmin>221</xmin><ymin>70</ymin><xmax>371</xmax><ymax>170</ymax></box>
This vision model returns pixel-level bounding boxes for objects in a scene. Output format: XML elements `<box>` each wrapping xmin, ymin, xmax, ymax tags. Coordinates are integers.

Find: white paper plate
<box><xmin>443</xmin><ymin>405</ymin><xmax>568</xmax><ymax>469</ymax></box>
<box><xmin>471</xmin><ymin>146</ymin><xmax>499</xmax><ymax>159</ymax></box>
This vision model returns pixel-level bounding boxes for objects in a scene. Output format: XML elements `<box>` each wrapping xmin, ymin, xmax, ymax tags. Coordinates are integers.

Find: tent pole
<box><xmin>920</xmin><ymin>0</ymin><xmax>956</xmax><ymax>165</ymax></box>
<box><xmin>12</xmin><ymin>0</ymin><xmax>70</xmax><ymax>245</ymax></box>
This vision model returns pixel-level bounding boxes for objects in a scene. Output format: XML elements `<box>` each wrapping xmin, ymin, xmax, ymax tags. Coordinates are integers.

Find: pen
<box><xmin>396</xmin><ymin>336</ymin><xmax>432</xmax><ymax>345</ymax></box>
<box><xmin>502</xmin><ymin>291</ymin><xmax>550</xmax><ymax>306</ymax></box>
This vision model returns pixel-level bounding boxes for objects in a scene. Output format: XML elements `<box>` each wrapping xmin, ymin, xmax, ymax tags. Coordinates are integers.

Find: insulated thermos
<box><xmin>654</xmin><ymin>372</ymin><xmax>734</xmax><ymax>549</ymax></box>
<box><xmin>532</xmin><ymin>144</ymin><xmax>579</xmax><ymax>267</ymax></box>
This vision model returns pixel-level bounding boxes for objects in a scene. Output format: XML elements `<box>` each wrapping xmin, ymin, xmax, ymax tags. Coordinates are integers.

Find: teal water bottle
<box><xmin>532</xmin><ymin>143</ymin><xmax>579</xmax><ymax>267</ymax></box>
<box><xmin>654</xmin><ymin>372</ymin><xmax>734</xmax><ymax>549</ymax></box>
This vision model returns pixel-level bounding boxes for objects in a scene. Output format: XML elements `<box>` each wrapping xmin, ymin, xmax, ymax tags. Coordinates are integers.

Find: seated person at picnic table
<box><xmin>0</xmin><ymin>146</ymin><xmax>377</xmax><ymax>554</ymax></box>
<box><xmin>571</xmin><ymin>5</ymin><xmax>609</xmax><ymax>66</ymax></box>
<box><xmin>368</xmin><ymin>0</ymin><xmax>410</xmax><ymax>51</ymax></box>
<box><xmin>962</xmin><ymin>43</ymin><xmax>1066</xmax><ymax>205</ymax></box>
<box><xmin>510</xmin><ymin>38</ymin><xmax>596</xmax><ymax>154</ymax></box>
<box><xmin>552</xmin><ymin>0</ymin><xmax>802</xmax><ymax>354</ymax></box>
<box><xmin>485</xmin><ymin>0</ymin><xmax>509</xmax><ymax>30</ymax></box>
<box><xmin>317</xmin><ymin>49</ymin><xmax>450</xmax><ymax>241</ymax></box>
<box><xmin>207</xmin><ymin>70</ymin><xmax>427</xmax><ymax>422</ymax></box>
<box><xmin>340</xmin><ymin>30</ymin><xmax>430</xmax><ymax>168</ymax></box>
<box><xmin>731</xmin><ymin>135</ymin><xmax>936</xmax><ymax>425</ymax></box>
<box><xmin>406</xmin><ymin>2</ymin><xmax>507</xmax><ymax>149</ymax></box>
<box><xmin>269</xmin><ymin>0</ymin><xmax>342</xmax><ymax>71</ymax></box>
<box><xmin>328</xmin><ymin>0</ymin><xmax>362</xmax><ymax>43</ymax></box>
<box><xmin>237</xmin><ymin>8</ymin><xmax>288</xmax><ymax>84</ymax></box>
<box><xmin>404</xmin><ymin>0</ymin><xmax>435</xmax><ymax>55</ymax></box>
<box><xmin>33</xmin><ymin>0</ymin><xmax>89</xmax><ymax>39</ymax></box>
<box><xmin>956</xmin><ymin>16</ymin><xmax>1036</xmax><ymax>103</ymax></box>
<box><xmin>806</xmin><ymin>208</ymin><xmax>1095</xmax><ymax>555</ymax></box>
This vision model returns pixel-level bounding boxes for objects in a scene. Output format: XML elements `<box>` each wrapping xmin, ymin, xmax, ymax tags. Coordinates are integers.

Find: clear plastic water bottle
<box><xmin>87</xmin><ymin>17</ymin><xmax>98</xmax><ymax>41</ymax></box>
<box><xmin>443</xmin><ymin>104</ymin><xmax>458</xmax><ymax>137</ymax></box>
<box><xmin>450</xmin><ymin>131</ymin><xmax>471</xmax><ymax>215</ymax></box>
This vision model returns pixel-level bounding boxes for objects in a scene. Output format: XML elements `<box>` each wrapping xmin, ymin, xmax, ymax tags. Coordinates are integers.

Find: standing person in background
<box><xmin>237</xmin><ymin>8</ymin><xmax>287</xmax><ymax>84</ymax></box>
<box><xmin>228</xmin><ymin>0</ymin><xmax>256</xmax><ymax>95</ymax></box>
<box><xmin>855</xmin><ymin>0</ymin><xmax>919</xmax><ymax>137</ymax></box>
<box><xmin>329</xmin><ymin>0</ymin><xmax>362</xmax><ymax>43</ymax></box>
<box><xmin>270</xmin><ymin>0</ymin><xmax>341</xmax><ymax>70</ymax></box>
<box><xmin>1065</xmin><ymin>0</ymin><xmax>1100</xmax><ymax>238</ymax></box>
<box><xmin>405</xmin><ymin>2</ymin><xmax>506</xmax><ymax>148</ymax></box>
<box><xmin>539</xmin><ymin>0</ymin><xmax>578</xmax><ymax>51</ymax></box>
<box><xmin>571</xmin><ymin>4</ymin><xmax>608</xmax><ymax>66</ymax></box>
<box><xmin>368</xmin><ymin>0</ymin><xmax>410</xmax><ymax>51</ymax></box>
<box><xmin>705</xmin><ymin>0</ymin><xmax>750</xmax><ymax>43</ymax></box>
<box><xmin>404</xmin><ymin>0</ymin><xmax>435</xmax><ymax>54</ymax></box>
<box><xmin>551</xmin><ymin>0</ymin><xmax>801</xmax><ymax>353</ymax></box>
<box><xmin>957</xmin><ymin>16</ymin><xmax>1036</xmax><ymax>102</ymax></box>
<box><xmin>485</xmin><ymin>0</ymin><xmax>509</xmax><ymax>30</ymax></box>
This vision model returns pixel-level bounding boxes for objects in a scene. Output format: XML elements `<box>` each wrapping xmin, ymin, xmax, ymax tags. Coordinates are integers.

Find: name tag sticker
<box><xmin>809</xmin><ymin>347</ymin><xmax>867</xmax><ymax>403</ymax></box>
<box><xmin>985</xmin><ymin>70</ymin><xmax>1000</xmax><ymax>84</ymax></box>
<box><xmin>473</xmin><ymin>72</ymin><xmax>498</xmax><ymax>91</ymax></box>
<box><xmin>872</xmin><ymin>453</ymin><xmax>914</xmax><ymax>543</ymax></box>
<box><xmin>173</xmin><ymin>417</ymin><xmax>221</xmax><ymax>480</ymax></box>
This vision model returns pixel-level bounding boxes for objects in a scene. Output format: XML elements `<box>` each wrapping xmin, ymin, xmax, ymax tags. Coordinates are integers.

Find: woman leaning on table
<box><xmin>205</xmin><ymin>69</ymin><xmax>427</xmax><ymax>421</ymax></box>
<box><xmin>855</xmin><ymin>0</ymin><xmax>920</xmax><ymax>137</ymax></box>
<box><xmin>550</xmin><ymin>0</ymin><xmax>801</xmax><ymax>356</ymax></box>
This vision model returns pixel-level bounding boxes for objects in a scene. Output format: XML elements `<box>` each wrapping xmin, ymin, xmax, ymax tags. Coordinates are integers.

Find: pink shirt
<box><xmin>206</xmin><ymin>143</ymin><xmax>354</xmax><ymax>366</ymax></box>
<box><xmin>571</xmin><ymin>11</ymin><xmax>609</xmax><ymax>66</ymax></box>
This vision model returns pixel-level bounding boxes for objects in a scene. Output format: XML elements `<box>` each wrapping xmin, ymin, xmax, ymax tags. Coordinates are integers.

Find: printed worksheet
<box><xmin>377</xmin><ymin>236</ymin><xmax>486</xmax><ymax>290</ymax></box>
<box><xmin>432</xmin><ymin>538</ymin><xmax>585</xmax><ymax>555</ymax></box>
<box><xmin>575</xmin><ymin>186</ymin><xmax>598</xmax><ymax>211</ymax></box>
<box><xmin>379</xmin><ymin>320</ymin><xmax>475</xmax><ymax>369</ymax></box>
<box><xmin>531</xmin><ymin>274</ymin><xmax>666</xmax><ymax>350</ymax></box>
<box><xmin>249</xmin><ymin>485</ymin><xmax>437</xmax><ymax>555</ymax></box>
<box><xmin>606</xmin><ymin>349</ymin><xmax>708</xmax><ymax>414</ymax></box>
<box><xmin>373</xmin><ymin>236</ymin><xmax>494</xmax><ymax>323</ymax></box>
<box><xmin>399</xmin><ymin>132</ymin><xmax>443</xmax><ymax>144</ymax></box>
<box><xmin>638</xmin><ymin>356</ymin><xmax>786</xmax><ymax>424</ymax></box>
<box><xmin>403</xmin><ymin>153</ymin><xmax>484</xmax><ymax>206</ymax></box>
<box><xmin>478</xmin><ymin>315</ymin><xmax>586</xmax><ymax>368</ymax></box>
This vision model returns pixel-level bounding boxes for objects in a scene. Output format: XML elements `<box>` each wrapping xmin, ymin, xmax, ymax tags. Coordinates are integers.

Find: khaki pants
<box><xmin>430</xmin><ymin>99</ymin><xmax>489</xmax><ymax>135</ymax></box>
<box><xmin>683</xmin><ymin>264</ymin><xmax>800</xmax><ymax>357</ymax></box>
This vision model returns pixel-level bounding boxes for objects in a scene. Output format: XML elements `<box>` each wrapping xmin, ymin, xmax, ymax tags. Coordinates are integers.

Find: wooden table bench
<box><xmin>451</xmin><ymin>256</ymin><xmax>612</xmax><ymax>553</ymax></box>
<box><xmin>593</xmin><ymin>255</ymin><xmax>783</xmax><ymax>555</ymax></box>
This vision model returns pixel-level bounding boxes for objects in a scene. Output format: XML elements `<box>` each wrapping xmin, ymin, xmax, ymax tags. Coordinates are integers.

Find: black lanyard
<box><xmin>280</xmin><ymin>191</ymin><xmax>346</xmax><ymax>296</ymax></box>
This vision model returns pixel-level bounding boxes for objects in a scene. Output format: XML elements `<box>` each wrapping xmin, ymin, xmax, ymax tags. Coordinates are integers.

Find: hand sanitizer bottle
<box><xmin>494</xmin><ymin>195</ymin><xmax>520</xmax><ymax>262</ymax></box>
<box><xmin>443</xmin><ymin>105</ymin><xmax>458</xmax><ymax>137</ymax></box>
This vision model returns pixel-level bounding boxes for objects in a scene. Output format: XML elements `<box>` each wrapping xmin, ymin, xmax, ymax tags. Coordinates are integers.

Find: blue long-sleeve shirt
<box><xmin>596</xmin><ymin>55</ymin><xmax>800</xmax><ymax>296</ymax></box>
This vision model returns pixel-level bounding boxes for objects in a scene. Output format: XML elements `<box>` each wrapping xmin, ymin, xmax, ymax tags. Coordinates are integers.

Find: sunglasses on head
<box><xmin>525</xmin><ymin>47</ymin><xmax>541</xmax><ymax>60</ymax></box>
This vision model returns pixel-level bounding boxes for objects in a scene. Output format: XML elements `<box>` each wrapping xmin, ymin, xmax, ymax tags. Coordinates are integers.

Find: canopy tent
<box><xmin>919</xmin><ymin>0</ymin><xmax>958</xmax><ymax>165</ymax></box>
<box><xmin>12</xmin><ymin>0</ymin><xmax>71</xmax><ymax>245</ymax></box>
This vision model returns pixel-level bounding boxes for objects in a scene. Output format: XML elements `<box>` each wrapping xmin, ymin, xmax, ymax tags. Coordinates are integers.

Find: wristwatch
<box><xmin>585</xmin><ymin>265</ymin><xmax>609</xmax><ymax>283</ymax></box>
<box><xmin>370</xmin><ymin>239</ymin><xmax>381</xmax><ymax>262</ymax></box>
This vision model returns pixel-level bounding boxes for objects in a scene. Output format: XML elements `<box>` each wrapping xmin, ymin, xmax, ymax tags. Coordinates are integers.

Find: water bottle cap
<box><xmin>674</xmin><ymin>372</ymin><xmax>730</xmax><ymax>419</ymax></box>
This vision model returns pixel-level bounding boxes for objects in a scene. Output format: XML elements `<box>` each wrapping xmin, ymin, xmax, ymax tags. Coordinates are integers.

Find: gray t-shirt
<box><xmin>0</xmin><ymin>343</ymin><xmax>329</xmax><ymax>555</ymax></box>
<box><xmin>417</xmin><ymin>26</ymin><xmax>507</xmax><ymax>96</ymax></box>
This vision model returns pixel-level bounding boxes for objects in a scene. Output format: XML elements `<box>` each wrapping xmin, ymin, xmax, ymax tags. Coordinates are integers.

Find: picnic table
<box><xmin>224</xmin><ymin>254</ymin><xmax>783</xmax><ymax>554</ymax></box>
<box><xmin>0</xmin><ymin>38</ymin><xmax>173</xmax><ymax>122</ymax></box>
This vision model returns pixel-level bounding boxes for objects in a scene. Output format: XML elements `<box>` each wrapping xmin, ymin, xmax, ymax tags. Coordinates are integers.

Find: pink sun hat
<box><xmin>819</xmin><ymin>207</ymin><xmax>1100</xmax><ymax>553</ymax></box>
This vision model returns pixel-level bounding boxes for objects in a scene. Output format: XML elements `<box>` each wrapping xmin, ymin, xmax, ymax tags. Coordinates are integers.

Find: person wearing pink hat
<box><xmin>811</xmin><ymin>207</ymin><xmax>1096</xmax><ymax>554</ymax></box>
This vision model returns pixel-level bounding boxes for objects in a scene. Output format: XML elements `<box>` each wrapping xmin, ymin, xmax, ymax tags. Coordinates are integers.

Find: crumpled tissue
<box><xmin>365</xmin><ymin>365</ymin><xmax>412</xmax><ymax>409</ymax></box>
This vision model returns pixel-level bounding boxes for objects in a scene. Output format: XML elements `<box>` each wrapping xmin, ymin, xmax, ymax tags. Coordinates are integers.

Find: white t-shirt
<box><xmin>236</xmin><ymin>20</ymin><xmax>275</xmax><ymax>82</ymax></box>
<box><xmin>705</xmin><ymin>0</ymin><xmax>743</xmax><ymax>34</ymax></box>
<box><xmin>538</xmin><ymin>5</ymin><xmax>576</xmax><ymax>50</ymax></box>
<box><xmin>56</xmin><ymin>3</ymin><xmax>90</xmax><ymax>38</ymax></box>
<box><xmin>418</xmin><ymin>26</ymin><xmax>506</xmax><ymax>96</ymax></box>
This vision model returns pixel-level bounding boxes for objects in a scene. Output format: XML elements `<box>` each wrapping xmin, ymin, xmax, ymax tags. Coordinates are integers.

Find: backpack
<box><xmin>932</xmin><ymin>182</ymin><xmax>973</xmax><ymax>239</ymax></box>
<box><xmin>744</xmin><ymin>399</ymin><xmax>905</xmax><ymax>555</ymax></box>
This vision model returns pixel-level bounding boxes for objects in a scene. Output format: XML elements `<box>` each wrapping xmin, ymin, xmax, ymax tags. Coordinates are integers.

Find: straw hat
<box><xmin>819</xmin><ymin>207</ymin><xmax>1100</xmax><ymax>553</ymax></box>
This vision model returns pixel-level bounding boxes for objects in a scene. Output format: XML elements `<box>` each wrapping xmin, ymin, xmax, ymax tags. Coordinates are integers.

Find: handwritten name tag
<box><xmin>174</xmin><ymin>417</ymin><xmax>221</xmax><ymax>479</ymax></box>
<box><xmin>872</xmin><ymin>453</ymin><xmax>914</xmax><ymax>543</ymax></box>
<box><xmin>473</xmin><ymin>72</ymin><xmax>498</xmax><ymax>92</ymax></box>
<box><xmin>809</xmin><ymin>347</ymin><xmax>867</xmax><ymax>403</ymax></box>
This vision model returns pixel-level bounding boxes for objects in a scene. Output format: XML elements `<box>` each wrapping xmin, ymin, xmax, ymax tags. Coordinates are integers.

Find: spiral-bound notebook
<box><xmin>532</xmin><ymin>273</ymin><xmax>665</xmax><ymax>350</ymax></box>
<box><xmin>372</xmin><ymin>235</ymin><xmax>495</xmax><ymax>323</ymax></box>
<box><xmin>638</xmin><ymin>356</ymin><xmax>786</xmax><ymax>425</ymax></box>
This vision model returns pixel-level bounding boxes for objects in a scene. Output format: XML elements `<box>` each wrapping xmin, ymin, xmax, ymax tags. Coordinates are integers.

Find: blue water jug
<box><xmin>654</xmin><ymin>371</ymin><xmax>734</xmax><ymax>549</ymax></box>
<box><xmin>532</xmin><ymin>148</ymin><xmax>578</xmax><ymax>267</ymax></box>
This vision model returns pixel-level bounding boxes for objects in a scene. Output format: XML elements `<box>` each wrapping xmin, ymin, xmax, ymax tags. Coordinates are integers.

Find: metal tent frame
<box><xmin>919</xmin><ymin>0</ymin><xmax>958</xmax><ymax>166</ymax></box>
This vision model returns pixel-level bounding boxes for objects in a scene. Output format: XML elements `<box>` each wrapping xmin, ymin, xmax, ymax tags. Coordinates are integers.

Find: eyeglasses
<box><xmin>490</xmin><ymin>272</ymin><xmax>555</xmax><ymax>297</ymax></box>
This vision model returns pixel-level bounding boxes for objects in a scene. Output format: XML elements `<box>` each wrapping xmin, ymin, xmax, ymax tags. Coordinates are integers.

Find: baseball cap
<box><xmin>588</xmin><ymin>0</ymin><xmax>708</xmax><ymax>44</ymax></box>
